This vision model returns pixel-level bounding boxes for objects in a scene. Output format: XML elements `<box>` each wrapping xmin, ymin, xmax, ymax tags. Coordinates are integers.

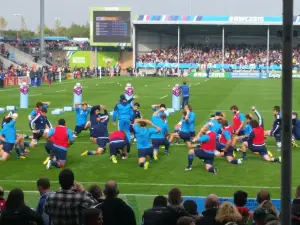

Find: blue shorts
<box><xmin>189</xmin><ymin>131</ymin><xmax>196</xmax><ymax>137</ymax></box>
<box><xmin>109</xmin><ymin>140</ymin><xmax>127</xmax><ymax>156</ymax></box>
<box><xmin>249</xmin><ymin>145</ymin><xmax>268</xmax><ymax>156</ymax></box>
<box><xmin>52</xmin><ymin>146</ymin><xmax>67</xmax><ymax>161</ymax></box>
<box><xmin>216</xmin><ymin>143</ymin><xmax>234</xmax><ymax>157</ymax></box>
<box><xmin>96</xmin><ymin>138</ymin><xmax>108</xmax><ymax>149</ymax></box>
<box><xmin>138</xmin><ymin>147</ymin><xmax>153</xmax><ymax>158</ymax></box>
<box><xmin>75</xmin><ymin>125</ymin><xmax>87</xmax><ymax>135</ymax></box>
<box><xmin>240</xmin><ymin>137</ymin><xmax>248</xmax><ymax>143</ymax></box>
<box><xmin>2</xmin><ymin>142</ymin><xmax>15</xmax><ymax>154</ymax></box>
<box><xmin>152</xmin><ymin>138</ymin><xmax>169</xmax><ymax>150</ymax></box>
<box><xmin>194</xmin><ymin>148</ymin><xmax>215</xmax><ymax>165</ymax></box>
<box><xmin>235</xmin><ymin>130</ymin><xmax>245</xmax><ymax>136</ymax></box>
<box><xmin>90</xmin><ymin>127</ymin><xmax>96</xmax><ymax>138</ymax></box>
<box><xmin>179</xmin><ymin>131</ymin><xmax>191</xmax><ymax>142</ymax></box>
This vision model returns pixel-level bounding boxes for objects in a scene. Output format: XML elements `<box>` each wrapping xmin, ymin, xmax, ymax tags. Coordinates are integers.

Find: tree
<box><xmin>54</xmin><ymin>18</ymin><xmax>61</xmax><ymax>36</ymax></box>
<box><xmin>37</xmin><ymin>25</ymin><xmax>55</xmax><ymax>36</ymax></box>
<box><xmin>0</xmin><ymin>17</ymin><xmax>8</xmax><ymax>36</ymax></box>
<box><xmin>20</xmin><ymin>16</ymin><xmax>27</xmax><ymax>31</ymax></box>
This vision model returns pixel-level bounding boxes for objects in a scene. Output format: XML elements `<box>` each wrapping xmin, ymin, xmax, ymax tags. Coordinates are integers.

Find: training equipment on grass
<box><xmin>6</xmin><ymin>106</ymin><xmax>17</xmax><ymax>111</ymax></box>
<box><xmin>0</xmin><ymin>108</ymin><xmax>5</xmax><ymax>114</ymax></box>
<box><xmin>125</xmin><ymin>83</ymin><xmax>134</xmax><ymax>106</ymax></box>
<box><xmin>63</xmin><ymin>107</ymin><xmax>74</xmax><ymax>112</ymax></box>
<box><xmin>20</xmin><ymin>82</ymin><xmax>29</xmax><ymax>109</ymax></box>
<box><xmin>172</xmin><ymin>84</ymin><xmax>181</xmax><ymax>111</ymax></box>
<box><xmin>51</xmin><ymin>109</ymin><xmax>64</xmax><ymax>115</ymax></box>
<box><xmin>166</xmin><ymin>108</ymin><xmax>175</xmax><ymax>115</ymax></box>
<box><xmin>109</xmin><ymin>111</ymin><xmax>114</xmax><ymax>116</ymax></box>
<box><xmin>73</xmin><ymin>83</ymin><xmax>83</xmax><ymax>107</ymax></box>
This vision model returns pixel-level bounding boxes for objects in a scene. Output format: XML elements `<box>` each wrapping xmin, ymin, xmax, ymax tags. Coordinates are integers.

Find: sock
<box><xmin>15</xmin><ymin>148</ymin><xmax>21</xmax><ymax>157</ymax></box>
<box><xmin>277</xmin><ymin>142</ymin><xmax>282</xmax><ymax>148</ymax></box>
<box><xmin>122</xmin><ymin>153</ymin><xmax>126</xmax><ymax>158</ymax></box>
<box><xmin>208</xmin><ymin>167</ymin><xmax>215</xmax><ymax>173</ymax></box>
<box><xmin>51</xmin><ymin>160</ymin><xmax>60</xmax><ymax>168</ymax></box>
<box><xmin>139</xmin><ymin>162</ymin><xmax>145</xmax><ymax>168</ymax></box>
<box><xmin>127</xmin><ymin>143</ymin><xmax>131</xmax><ymax>153</ymax></box>
<box><xmin>45</xmin><ymin>147</ymin><xmax>51</xmax><ymax>155</ymax></box>
<box><xmin>231</xmin><ymin>159</ymin><xmax>238</xmax><ymax>164</ymax></box>
<box><xmin>24</xmin><ymin>142</ymin><xmax>30</xmax><ymax>147</ymax></box>
<box><xmin>188</xmin><ymin>154</ymin><xmax>194</xmax><ymax>167</ymax></box>
<box><xmin>273</xmin><ymin>158</ymin><xmax>279</xmax><ymax>162</ymax></box>
<box><xmin>242</xmin><ymin>152</ymin><xmax>246</xmax><ymax>160</ymax></box>
<box><xmin>88</xmin><ymin>151</ymin><xmax>94</xmax><ymax>155</ymax></box>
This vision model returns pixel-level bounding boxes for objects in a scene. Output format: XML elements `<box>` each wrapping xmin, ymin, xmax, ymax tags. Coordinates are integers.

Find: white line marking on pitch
<box><xmin>159</xmin><ymin>95</ymin><xmax>168</xmax><ymax>99</ymax></box>
<box><xmin>0</xmin><ymin>180</ymin><xmax>290</xmax><ymax>189</ymax></box>
<box><xmin>56</xmin><ymin>90</ymin><xmax>66</xmax><ymax>93</ymax></box>
<box><xmin>30</xmin><ymin>94</ymin><xmax>42</xmax><ymax>97</ymax></box>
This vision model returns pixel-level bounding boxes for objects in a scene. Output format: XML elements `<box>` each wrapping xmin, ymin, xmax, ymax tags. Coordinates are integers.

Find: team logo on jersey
<box><xmin>125</xmin><ymin>87</ymin><xmax>133</xmax><ymax>96</ymax></box>
<box><xmin>172</xmin><ymin>87</ymin><xmax>180</xmax><ymax>97</ymax></box>
<box><xmin>20</xmin><ymin>86</ymin><xmax>28</xmax><ymax>95</ymax></box>
<box><xmin>74</xmin><ymin>87</ymin><xmax>82</xmax><ymax>96</ymax></box>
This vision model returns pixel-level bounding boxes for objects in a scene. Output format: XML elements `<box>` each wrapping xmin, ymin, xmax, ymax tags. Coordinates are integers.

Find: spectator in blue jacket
<box><xmin>36</xmin><ymin>177</ymin><xmax>51</xmax><ymax>225</ymax></box>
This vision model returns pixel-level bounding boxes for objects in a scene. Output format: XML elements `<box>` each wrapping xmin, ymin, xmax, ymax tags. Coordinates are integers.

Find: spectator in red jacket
<box><xmin>0</xmin><ymin>187</ymin><xmax>6</xmax><ymax>212</ymax></box>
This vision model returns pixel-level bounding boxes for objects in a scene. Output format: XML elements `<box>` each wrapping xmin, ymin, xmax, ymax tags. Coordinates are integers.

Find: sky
<box><xmin>0</xmin><ymin>0</ymin><xmax>299</xmax><ymax>30</ymax></box>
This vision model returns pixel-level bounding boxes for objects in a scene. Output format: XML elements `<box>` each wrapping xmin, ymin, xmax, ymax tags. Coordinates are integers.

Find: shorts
<box><xmin>52</xmin><ymin>146</ymin><xmax>67</xmax><ymax>161</ymax></box>
<box><xmin>249</xmin><ymin>145</ymin><xmax>268</xmax><ymax>156</ymax></box>
<box><xmin>33</xmin><ymin>130</ymin><xmax>44</xmax><ymax>141</ymax></box>
<box><xmin>2</xmin><ymin>142</ymin><xmax>15</xmax><ymax>154</ymax></box>
<box><xmin>109</xmin><ymin>140</ymin><xmax>126</xmax><ymax>156</ymax></box>
<box><xmin>216</xmin><ymin>143</ymin><xmax>234</xmax><ymax>157</ymax></box>
<box><xmin>189</xmin><ymin>131</ymin><xmax>196</xmax><ymax>137</ymax></box>
<box><xmin>130</xmin><ymin>124</ymin><xmax>134</xmax><ymax>133</ymax></box>
<box><xmin>235</xmin><ymin>130</ymin><xmax>245</xmax><ymax>136</ymax></box>
<box><xmin>194</xmin><ymin>148</ymin><xmax>215</xmax><ymax>165</ymax></box>
<box><xmin>240</xmin><ymin>137</ymin><xmax>248</xmax><ymax>143</ymax></box>
<box><xmin>96</xmin><ymin>138</ymin><xmax>108</xmax><ymax>149</ymax></box>
<box><xmin>138</xmin><ymin>147</ymin><xmax>153</xmax><ymax>158</ymax></box>
<box><xmin>75</xmin><ymin>125</ymin><xmax>87</xmax><ymax>135</ymax></box>
<box><xmin>179</xmin><ymin>131</ymin><xmax>191</xmax><ymax>142</ymax></box>
<box><xmin>152</xmin><ymin>138</ymin><xmax>169</xmax><ymax>150</ymax></box>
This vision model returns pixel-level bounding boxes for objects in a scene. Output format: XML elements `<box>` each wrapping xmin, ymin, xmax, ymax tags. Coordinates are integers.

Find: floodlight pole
<box><xmin>177</xmin><ymin>25</ymin><xmax>180</xmax><ymax>76</ymax></box>
<box><xmin>222</xmin><ymin>26</ymin><xmax>225</xmax><ymax>70</ymax></box>
<box><xmin>132</xmin><ymin>24</ymin><xmax>136</xmax><ymax>73</ymax></box>
<box><xmin>40</xmin><ymin>0</ymin><xmax>45</xmax><ymax>61</ymax></box>
<box><xmin>267</xmin><ymin>26</ymin><xmax>270</xmax><ymax>72</ymax></box>
<box><xmin>281</xmin><ymin>0</ymin><xmax>293</xmax><ymax>225</ymax></box>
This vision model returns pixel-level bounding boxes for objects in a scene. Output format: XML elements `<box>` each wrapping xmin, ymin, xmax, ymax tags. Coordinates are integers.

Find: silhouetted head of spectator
<box><xmin>0</xmin><ymin>187</ymin><xmax>4</xmax><ymax>199</ymax></box>
<box><xmin>84</xmin><ymin>208</ymin><xmax>103</xmax><ymax>225</ymax></box>
<box><xmin>168</xmin><ymin>188</ymin><xmax>183</xmax><ymax>206</ymax></box>
<box><xmin>234</xmin><ymin>190</ymin><xmax>248</xmax><ymax>207</ymax></box>
<box><xmin>177</xmin><ymin>216</ymin><xmax>195</xmax><ymax>225</ymax></box>
<box><xmin>37</xmin><ymin>177</ymin><xmax>50</xmax><ymax>195</ymax></box>
<box><xmin>104</xmin><ymin>180</ymin><xmax>119</xmax><ymax>199</ymax></box>
<box><xmin>253</xmin><ymin>208</ymin><xmax>268</xmax><ymax>225</ymax></box>
<box><xmin>205</xmin><ymin>194</ymin><xmax>219</xmax><ymax>210</ymax></box>
<box><xmin>5</xmin><ymin>188</ymin><xmax>25</xmax><ymax>211</ymax></box>
<box><xmin>88</xmin><ymin>185</ymin><xmax>102</xmax><ymax>201</ymax></box>
<box><xmin>153</xmin><ymin>195</ymin><xmax>167</xmax><ymax>208</ymax></box>
<box><xmin>183</xmin><ymin>200</ymin><xmax>198</xmax><ymax>216</ymax></box>
<box><xmin>295</xmin><ymin>185</ymin><xmax>300</xmax><ymax>199</ymax></box>
<box><xmin>257</xmin><ymin>190</ymin><xmax>271</xmax><ymax>204</ymax></box>
<box><xmin>59</xmin><ymin>169</ymin><xmax>75</xmax><ymax>190</ymax></box>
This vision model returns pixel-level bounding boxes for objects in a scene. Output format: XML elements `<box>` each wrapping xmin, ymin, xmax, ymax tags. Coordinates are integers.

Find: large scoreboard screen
<box><xmin>90</xmin><ymin>7</ymin><xmax>131</xmax><ymax>46</ymax></box>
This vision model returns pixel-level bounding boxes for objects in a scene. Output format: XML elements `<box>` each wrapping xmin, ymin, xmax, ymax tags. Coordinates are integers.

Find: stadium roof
<box><xmin>133</xmin><ymin>15</ymin><xmax>300</xmax><ymax>26</ymax></box>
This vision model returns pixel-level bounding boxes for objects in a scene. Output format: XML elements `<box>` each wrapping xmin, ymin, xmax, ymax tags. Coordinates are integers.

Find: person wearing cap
<box><xmin>292</xmin><ymin>112</ymin><xmax>300</xmax><ymax>147</ymax></box>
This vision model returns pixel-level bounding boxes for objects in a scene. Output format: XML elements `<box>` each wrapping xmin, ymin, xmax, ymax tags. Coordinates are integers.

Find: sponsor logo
<box><xmin>72</xmin><ymin>57</ymin><xmax>86</xmax><ymax>64</ymax></box>
<box><xmin>229</xmin><ymin>17</ymin><xmax>264</xmax><ymax>23</ymax></box>
<box><xmin>20</xmin><ymin>86</ymin><xmax>28</xmax><ymax>95</ymax></box>
<box><xmin>293</xmin><ymin>74</ymin><xmax>300</xmax><ymax>79</ymax></box>
<box><xmin>74</xmin><ymin>87</ymin><xmax>82</xmax><ymax>96</ymax></box>
<box><xmin>191</xmin><ymin>72</ymin><xmax>224</xmax><ymax>78</ymax></box>
<box><xmin>172</xmin><ymin>87</ymin><xmax>181</xmax><ymax>97</ymax></box>
<box><xmin>230</xmin><ymin>72</ymin><xmax>260</xmax><ymax>78</ymax></box>
<box><xmin>125</xmin><ymin>87</ymin><xmax>133</xmax><ymax>96</ymax></box>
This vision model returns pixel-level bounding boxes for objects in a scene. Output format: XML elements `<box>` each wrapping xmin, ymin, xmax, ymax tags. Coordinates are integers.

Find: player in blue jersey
<box><xmin>185</xmin><ymin>105</ymin><xmax>196</xmax><ymax>138</ymax></box>
<box><xmin>251</xmin><ymin>106</ymin><xmax>264</xmax><ymax>128</ymax></box>
<box><xmin>131</xmin><ymin>103</ymin><xmax>142</xmax><ymax>142</ymax></box>
<box><xmin>134</xmin><ymin>119</ymin><xmax>161</xmax><ymax>169</ymax></box>
<box><xmin>90</xmin><ymin>104</ymin><xmax>108</xmax><ymax>139</ymax></box>
<box><xmin>180</xmin><ymin>81</ymin><xmax>190</xmax><ymax>109</ymax></box>
<box><xmin>169</xmin><ymin>111</ymin><xmax>193</xmax><ymax>148</ymax></box>
<box><xmin>264</xmin><ymin>106</ymin><xmax>282</xmax><ymax>151</ymax></box>
<box><xmin>30</xmin><ymin>108</ymin><xmax>52</xmax><ymax>147</ymax></box>
<box><xmin>206</xmin><ymin>114</ymin><xmax>222</xmax><ymax>135</ymax></box>
<box><xmin>232</xmin><ymin>114</ymin><xmax>253</xmax><ymax>148</ymax></box>
<box><xmin>292</xmin><ymin>112</ymin><xmax>300</xmax><ymax>147</ymax></box>
<box><xmin>113</xmin><ymin>95</ymin><xmax>134</xmax><ymax>142</ymax></box>
<box><xmin>151</xmin><ymin>104</ymin><xmax>169</xmax><ymax>122</ymax></box>
<box><xmin>74</xmin><ymin>102</ymin><xmax>92</xmax><ymax>138</ymax></box>
<box><xmin>28</xmin><ymin>101</ymin><xmax>51</xmax><ymax>121</ymax></box>
<box><xmin>81</xmin><ymin>114</ymin><xmax>109</xmax><ymax>156</ymax></box>
<box><xmin>151</xmin><ymin>108</ymin><xmax>170</xmax><ymax>158</ymax></box>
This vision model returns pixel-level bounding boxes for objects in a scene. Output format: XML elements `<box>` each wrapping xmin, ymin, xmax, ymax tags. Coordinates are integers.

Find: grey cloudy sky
<box><xmin>0</xmin><ymin>0</ymin><xmax>299</xmax><ymax>30</ymax></box>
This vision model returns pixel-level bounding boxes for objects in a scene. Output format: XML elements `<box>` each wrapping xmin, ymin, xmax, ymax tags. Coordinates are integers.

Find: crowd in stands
<box><xmin>0</xmin><ymin>168</ymin><xmax>298</xmax><ymax>225</ymax></box>
<box><xmin>137</xmin><ymin>44</ymin><xmax>300</xmax><ymax>67</ymax></box>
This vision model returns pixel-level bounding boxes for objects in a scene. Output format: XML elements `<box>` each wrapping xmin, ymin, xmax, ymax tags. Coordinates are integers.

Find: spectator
<box><xmin>142</xmin><ymin>195</ymin><xmax>177</xmax><ymax>225</ymax></box>
<box><xmin>88</xmin><ymin>185</ymin><xmax>103</xmax><ymax>205</ymax></box>
<box><xmin>36</xmin><ymin>177</ymin><xmax>51</xmax><ymax>225</ymax></box>
<box><xmin>259</xmin><ymin>200</ymin><xmax>279</xmax><ymax>218</ymax></box>
<box><xmin>183</xmin><ymin>200</ymin><xmax>199</xmax><ymax>219</ymax></box>
<box><xmin>44</xmin><ymin>169</ymin><xmax>95</xmax><ymax>225</ymax></box>
<box><xmin>97</xmin><ymin>180</ymin><xmax>136</xmax><ymax>225</ymax></box>
<box><xmin>265</xmin><ymin>221</ymin><xmax>281</xmax><ymax>225</ymax></box>
<box><xmin>233</xmin><ymin>190</ymin><xmax>250</xmax><ymax>224</ymax></box>
<box><xmin>0</xmin><ymin>188</ymin><xmax>43</xmax><ymax>225</ymax></box>
<box><xmin>84</xmin><ymin>208</ymin><xmax>103</xmax><ymax>225</ymax></box>
<box><xmin>253</xmin><ymin>208</ymin><xmax>268</xmax><ymax>225</ymax></box>
<box><xmin>168</xmin><ymin>188</ymin><xmax>189</xmax><ymax>220</ymax></box>
<box><xmin>196</xmin><ymin>194</ymin><xmax>219</xmax><ymax>225</ymax></box>
<box><xmin>0</xmin><ymin>70</ymin><xmax>4</xmax><ymax>88</ymax></box>
<box><xmin>0</xmin><ymin>186</ymin><xmax>6</xmax><ymax>212</ymax></box>
<box><xmin>257</xmin><ymin>190</ymin><xmax>271</xmax><ymax>204</ymax></box>
<box><xmin>292</xmin><ymin>186</ymin><xmax>300</xmax><ymax>225</ymax></box>
<box><xmin>177</xmin><ymin>216</ymin><xmax>196</xmax><ymax>225</ymax></box>
<box><xmin>215</xmin><ymin>201</ymin><xmax>242</xmax><ymax>225</ymax></box>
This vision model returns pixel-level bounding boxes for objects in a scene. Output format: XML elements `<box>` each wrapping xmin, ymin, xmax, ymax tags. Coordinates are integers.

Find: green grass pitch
<box><xmin>0</xmin><ymin>77</ymin><xmax>299</xmax><ymax>221</ymax></box>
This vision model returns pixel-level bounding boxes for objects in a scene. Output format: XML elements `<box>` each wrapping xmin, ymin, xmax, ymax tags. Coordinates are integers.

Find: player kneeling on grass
<box><xmin>45</xmin><ymin>119</ymin><xmax>74</xmax><ymax>169</ymax></box>
<box><xmin>74</xmin><ymin>102</ymin><xmax>92</xmax><ymax>138</ymax></box>
<box><xmin>215</xmin><ymin>120</ymin><xmax>242</xmax><ymax>165</ymax></box>
<box><xmin>0</xmin><ymin>114</ymin><xmax>26</xmax><ymax>161</ymax></box>
<box><xmin>81</xmin><ymin>114</ymin><xmax>109</xmax><ymax>156</ymax></box>
<box><xmin>109</xmin><ymin>130</ymin><xmax>130</xmax><ymax>164</ymax></box>
<box><xmin>134</xmin><ymin>119</ymin><xmax>161</xmax><ymax>170</ymax></box>
<box><xmin>186</xmin><ymin>124</ymin><xmax>218</xmax><ymax>174</ymax></box>
<box><xmin>151</xmin><ymin>110</ymin><xmax>170</xmax><ymax>158</ymax></box>
<box><xmin>240</xmin><ymin>120</ymin><xmax>280</xmax><ymax>163</ymax></box>
<box><xmin>30</xmin><ymin>108</ymin><xmax>52</xmax><ymax>147</ymax></box>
